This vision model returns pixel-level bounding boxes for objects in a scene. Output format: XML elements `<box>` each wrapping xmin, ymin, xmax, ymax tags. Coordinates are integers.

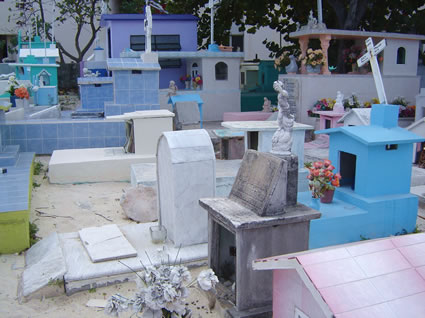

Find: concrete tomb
<box><xmin>157</xmin><ymin>129</ymin><xmax>215</xmax><ymax>247</ymax></box>
<box><xmin>199</xmin><ymin>150</ymin><xmax>320</xmax><ymax>316</ymax></box>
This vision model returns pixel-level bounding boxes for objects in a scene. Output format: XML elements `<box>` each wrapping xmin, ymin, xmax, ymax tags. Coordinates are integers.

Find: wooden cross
<box><xmin>357</xmin><ymin>37</ymin><xmax>387</xmax><ymax>104</ymax></box>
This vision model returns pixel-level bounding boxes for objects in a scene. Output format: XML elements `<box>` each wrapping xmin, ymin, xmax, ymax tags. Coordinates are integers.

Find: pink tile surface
<box><xmin>335</xmin><ymin>303</ymin><xmax>397</xmax><ymax>318</ymax></box>
<box><xmin>391</xmin><ymin>233</ymin><xmax>425</xmax><ymax>247</ymax></box>
<box><xmin>297</xmin><ymin>247</ymin><xmax>350</xmax><ymax>266</ymax></box>
<box><xmin>354</xmin><ymin>249</ymin><xmax>411</xmax><ymax>277</ymax></box>
<box><xmin>319</xmin><ymin>279</ymin><xmax>383</xmax><ymax>313</ymax></box>
<box><xmin>304</xmin><ymin>258</ymin><xmax>366</xmax><ymax>289</ymax></box>
<box><xmin>416</xmin><ymin>265</ymin><xmax>425</xmax><ymax>280</ymax></box>
<box><xmin>346</xmin><ymin>239</ymin><xmax>395</xmax><ymax>257</ymax></box>
<box><xmin>387</xmin><ymin>292</ymin><xmax>425</xmax><ymax>317</ymax></box>
<box><xmin>398</xmin><ymin>242</ymin><xmax>425</xmax><ymax>267</ymax></box>
<box><xmin>369</xmin><ymin>269</ymin><xmax>425</xmax><ymax>301</ymax></box>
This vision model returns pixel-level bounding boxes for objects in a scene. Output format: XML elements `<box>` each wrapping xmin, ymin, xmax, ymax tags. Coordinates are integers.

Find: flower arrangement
<box><xmin>343</xmin><ymin>93</ymin><xmax>361</xmax><ymax>109</ymax></box>
<box><xmin>391</xmin><ymin>96</ymin><xmax>408</xmax><ymax>107</ymax></box>
<box><xmin>179</xmin><ymin>75</ymin><xmax>191</xmax><ymax>83</ymax></box>
<box><xmin>308</xmin><ymin>98</ymin><xmax>335</xmax><ymax>117</ymax></box>
<box><xmin>299</xmin><ymin>48</ymin><xmax>324</xmax><ymax>66</ymax></box>
<box><xmin>274</xmin><ymin>52</ymin><xmax>291</xmax><ymax>71</ymax></box>
<box><xmin>305</xmin><ymin>159</ymin><xmax>341</xmax><ymax>198</ymax></box>
<box><xmin>192</xmin><ymin>75</ymin><xmax>202</xmax><ymax>88</ymax></box>
<box><xmin>363</xmin><ymin>98</ymin><xmax>380</xmax><ymax>108</ymax></box>
<box><xmin>105</xmin><ymin>262</ymin><xmax>218</xmax><ymax>318</ymax></box>
<box><xmin>343</xmin><ymin>46</ymin><xmax>362</xmax><ymax>65</ymax></box>
<box><xmin>7</xmin><ymin>75</ymin><xmax>20</xmax><ymax>96</ymax></box>
<box><xmin>399</xmin><ymin>105</ymin><xmax>415</xmax><ymax>118</ymax></box>
<box><xmin>14</xmin><ymin>86</ymin><xmax>30</xmax><ymax>99</ymax></box>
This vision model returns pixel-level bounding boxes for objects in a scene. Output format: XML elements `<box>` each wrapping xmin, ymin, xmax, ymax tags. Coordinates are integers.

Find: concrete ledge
<box><xmin>48</xmin><ymin>147</ymin><xmax>156</xmax><ymax>183</ymax></box>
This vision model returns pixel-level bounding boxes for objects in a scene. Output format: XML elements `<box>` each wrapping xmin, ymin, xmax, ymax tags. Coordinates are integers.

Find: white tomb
<box><xmin>338</xmin><ymin>108</ymin><xmax>372</xmax><ymax>126</ymax></box>
<box><xmin>157</xmin><ymin>129</ymin><xmax>215</xmax><ymax>247</ymax></box>
<box><xmin>49</xmin><ymin>110</ymin><xmax>174</xmax><ymax>183</ymax></box>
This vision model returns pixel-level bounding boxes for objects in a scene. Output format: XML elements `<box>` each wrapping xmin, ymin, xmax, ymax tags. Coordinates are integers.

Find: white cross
<box><xmin>209</xmin><ymin>0</ymin><xmax>220</xmax><ymax>45</ymax></box>
<box><xmin>357</xmin><ymin>37</ymin><xmax>387</xmax><ymax>104</ymax></box>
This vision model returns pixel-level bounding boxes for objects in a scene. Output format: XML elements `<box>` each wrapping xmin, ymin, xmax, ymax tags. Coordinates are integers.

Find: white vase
<box><xmin>15</xmin><ymin>99</ymin><xmax>26</xmax><ymax>109</ymax></box>
<box><xmin>185</xmin><ymin>81</ymin><xmax>190</xmax><ymax>89</ymax></box>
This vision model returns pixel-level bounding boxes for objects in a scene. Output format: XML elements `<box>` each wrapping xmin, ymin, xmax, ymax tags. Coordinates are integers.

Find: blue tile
<box><xmin>10</xmin><ymin>139</ymin><xmax>27</xmax><ymax>152</ymax></box>
<box><xmin>105</xmin><ymin>105</ymin><xmax>120</xmax><ymax>116</ymax></box>
<box><xmin>119</xmin><ymin>136</ymin><xmax>127</xmax><ymax>145</ymax></box>
<box><xmin>74</xmin><ymin>137</ymin><xmax>89</xmax><ymax>149</ymax></box>
<box><xmin>118</xmin><ymin>123</ymin><xmax>126</xmax><ymax>136</ymax></box>
<box><xmin>89</xmin><ymin>122</ymin><xmax>106</xmax><ymax>137</ymax></box>
<box><xmin>73</xmin><ymin>123</ymin><xmax>89</xmax><ymax>137</ymax></box>
<box><xmin>105</xmin><ymin>136</ymin><xmax>120</xmax><ymax>147</ymax></box>
<box><xmin>145</xmin><ymin>90</ymin><xmax>159</xmax><ymax>104</ymax></box>
<box><xmin>10</xmin><ymin>125</ymin><xmax>26</xmax><ymax>139</ymax></box>
<box><xmin>116</xmin><ymin>92</ymin><xmax>130</xmax><ymax>104</ymax></box>
<box><xmin>27</xmin><ymin>139</ymin><xmax>43</xmax><ymax>153</ymax></box>
<box><xmin>42</xmin><ymin>139</ymin><xmax>57</xmax><ymax>154</ymax></box>
<box><xmin>105</xmin><ymin>122</ymin><xmax>119</xmax><ymax>137</ymax></box>
<box><xmin>57</xmin><ymin>138</ymin><xmax>74</xmax><ymax>150</ymax></box>
<box><xmin>89</xmin><ymin>137</ymin><xmax>105</xmax><ymax>148</ymax></box>
<box><xmin>114</xmin><ymin>74</ymin><xmax>130</xmax><ymax>89</ymax></box>
<box><xmin>58</xmin><ymin>123</ymin><xmax>73</xmax><ymax>138</ymax></box>
<box><xmin>130</xmin><ymin>75</ymin><xmax>144</xmax><ymax>90</ymax></box>
<box><xmin>1</xmin><ymin>125</ymin><xmax>10</xmax><ymax>140</ymax></box>
<box><xmin>26</xmin><ymin>124</ymin><xmax>42</xmax><ymax>139</ymax></box>
<box><xmin>42</xmin><ymin>124</ymin><xmax>58</xmax><ymax>138</ymax></box>
<box><xmin>121</xmin><ymin>105</ymin><xmax>135</xmax><ymax>114</ymax></box>
<box><xmin>151</xmin><ymin>103</ymin><xmax>160</xmax><ymax>110</ymax></box>
<box><xmin>135</xmin><ymin>105</ymin><xmax>150</xmax><ymax>111</ymax></box>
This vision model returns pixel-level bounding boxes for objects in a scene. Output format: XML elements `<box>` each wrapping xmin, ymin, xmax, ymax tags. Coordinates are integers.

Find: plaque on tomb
<box><xmin>229</xmin><ymin>150</ymin><xmax>298</xmax><ymax>216</ymax></box>
<box><xmin>280</xmin><ymin>78</ymin><xmax>299</xmax><ymax>120</ymax></box>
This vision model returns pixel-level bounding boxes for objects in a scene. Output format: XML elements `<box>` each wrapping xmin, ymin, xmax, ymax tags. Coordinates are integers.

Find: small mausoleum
<box><xmin>9</xmin><ymin>34</ymin><xmax>59</xmax><ymax>106</ymax></box>
<box><xmin>254</xmin><ymin>233</ymin><xmax>425</xmax><ymax>318</ymax></box>
<box><xmin>299</xmin><ymin>104</ymin><xmax>424</xmax><ymax>248</ymax></box>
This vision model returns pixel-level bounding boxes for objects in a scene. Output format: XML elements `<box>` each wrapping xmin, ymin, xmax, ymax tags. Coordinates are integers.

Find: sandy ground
<box><xmin>1</xmin><ymin>155</ymin><xmax>425</xmax><ymax>318</ymax></box>
<box><xmin>0</xmin><ymin>156</ymin><xmax>223</xmax><ymax>318</ymax></box>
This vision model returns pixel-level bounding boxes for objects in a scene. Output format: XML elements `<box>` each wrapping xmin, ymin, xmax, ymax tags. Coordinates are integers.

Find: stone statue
<box><xmin>167</xmin><ymin>80</ymin><xmax>178</xmax><ymax>97</ymax></box>
<box><xmin>262</xmin><ymin>97</ymin><xmax>272</xmax><ymax>112</ymax></box>
<box><xmin>271</xmin><ymin>80</ymin><xmax>294</xmax><ymax>156</ymax></box>
<box><xmin>144</xmin><ymin>4</ymin><xmax>152</xmax><ymax>53</ymax></box>
<box><xmin>83</xmin><ymin>67</ymin><xmax>100</xmax><ymax>78</ymax></box>
<box><xmin>333</xmin><ymin>91</ymin><xmax>345</xmax><ymax>113</ymax></box>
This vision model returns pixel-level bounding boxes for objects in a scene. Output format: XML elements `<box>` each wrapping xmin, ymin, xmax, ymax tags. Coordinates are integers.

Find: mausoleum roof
<box><xmin>253</xmin><ymin>233</ymin><xmax>425</xmax><ymax>318</ymax></box>
<box><xmin>316</xmin><ymin>125</ymin><xmax>424</xmax><ymax>145</ymax></box>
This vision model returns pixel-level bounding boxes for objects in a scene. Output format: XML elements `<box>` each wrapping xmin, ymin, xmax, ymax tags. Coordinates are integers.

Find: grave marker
<box><xmin>357</xmin><ymin>37</ymin><xmax>387</xmax><ymax>104</ymax></box>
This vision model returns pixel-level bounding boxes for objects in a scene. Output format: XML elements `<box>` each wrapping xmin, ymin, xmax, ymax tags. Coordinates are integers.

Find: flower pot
<box><xmin>306</xmin><ymin>64</ymin><xmax>321</xmax><ymax>74</ymax></box>
<box><xmin>15</xmin><ymin>98</ymin><xmax>29</xmax><ymax>109</ymax></box>
<box><xmin>320</xmin><ymin>189</ymin><xmax>335</xmax><ymax>203</ymax></box>
<box><xmin>10</xmin><ymin>95</ymin><xmax>16</xmax><ymax>108</ymax></box>
<box><xmin>185</xmin><ymin>81</ymin><xmax>190</xmax><ymax>89</ymax></box>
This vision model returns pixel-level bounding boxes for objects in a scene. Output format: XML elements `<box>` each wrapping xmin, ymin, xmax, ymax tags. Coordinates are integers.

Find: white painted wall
<box><xmin>383</xmin><ymin>39</ymin><xmax>419</xmax><ymax>76</ymax></box>
<box><xmin>279</xmin><ymin>74</ymin><xmax>422</xmax><ymax>127</ymax></box>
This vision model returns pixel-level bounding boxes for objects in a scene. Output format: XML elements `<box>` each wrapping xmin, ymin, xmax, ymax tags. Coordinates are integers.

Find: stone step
<box><xmin>0</xmin><ymin>144</ymin><xmax>20</xmax><ymax>167</ymax></box>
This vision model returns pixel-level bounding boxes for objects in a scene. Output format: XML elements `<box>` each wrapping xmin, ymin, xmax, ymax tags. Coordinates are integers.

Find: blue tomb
<box><xmin>300</xmin><ymin>104</ymin><xmax>425</xmax><ymax>249</ymax></box>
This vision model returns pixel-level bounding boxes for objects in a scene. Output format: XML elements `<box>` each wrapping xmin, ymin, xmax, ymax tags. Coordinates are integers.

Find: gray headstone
<box><xmin>229</xmin><ymin>150</ymin><xmax>298</xmax><ymax>216</ymax></box>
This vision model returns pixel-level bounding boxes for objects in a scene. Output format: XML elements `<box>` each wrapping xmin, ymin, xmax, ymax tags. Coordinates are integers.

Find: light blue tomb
<box><xmin>300</xmin><ymin>104</ymin><xmax>425</xmax><ymax>249</ymax></box>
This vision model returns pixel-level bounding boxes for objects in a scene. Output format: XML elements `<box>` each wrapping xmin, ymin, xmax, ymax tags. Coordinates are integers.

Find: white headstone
<box><xmin>357</xmin><ymin>37</ymin><xmax>387</xmax><ymax>104</ymax></box>
<box><xmin>157</xmin><ymin>129</ymin><xmax>216</xmax><ymax>246</ymax></box>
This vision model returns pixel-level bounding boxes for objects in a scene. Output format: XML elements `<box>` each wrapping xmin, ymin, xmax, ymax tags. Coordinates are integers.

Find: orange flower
<box><xmin>331</xmin><ymin>179</ymin><xmax>340</xmax><ymax>187</ymax></box>
<box><xmin>15</xmin><ymin>87</ymin><xmax>29</xmax><ymax>99</ymax></box>
<box><xmin>313</xmin><ymin>161</ymin><xmax>323</xmax><ymax>169</ymax></box>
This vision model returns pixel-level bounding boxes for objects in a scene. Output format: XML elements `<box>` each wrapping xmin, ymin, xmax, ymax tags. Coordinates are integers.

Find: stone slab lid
<box><xmin>79</xmin><ymin>224</ymin><xmax>137</xmax><ymax>263</ymax></box>
<box><xmin>106</xmin><ymin>109</ymin><xmax>175</xmax><ymax>120</ymax></box>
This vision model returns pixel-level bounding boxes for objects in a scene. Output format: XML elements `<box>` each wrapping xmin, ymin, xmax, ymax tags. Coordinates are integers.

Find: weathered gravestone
<box><xmin>157</xmin><ymin>129</ymin><xmax>215</xmax><ymax>247</ymax></box>
<box><xmin>199</xmin><ymin>150</ymin><xmax>320</xmax><ymax>317</ymax></box>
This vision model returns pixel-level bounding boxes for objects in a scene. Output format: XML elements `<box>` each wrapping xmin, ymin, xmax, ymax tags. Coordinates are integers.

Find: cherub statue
<box><xmin>271</xmin><ymin>80</ymin><xmax>294</xmax><ymax>155</ymax></box>
<box><xmin>262</xmin><ymin>97</ymin><xmax>272</xmax><ymax>112</ymax></box>
<box><xmin>333</xmin><ymin>91</ymin><xmax>345</xmax><ymax>113</ymax></box>
<box><xmin>167</xmin><ymin>80</ymin><xmax>178</xmax><ymax>97</ymax></box>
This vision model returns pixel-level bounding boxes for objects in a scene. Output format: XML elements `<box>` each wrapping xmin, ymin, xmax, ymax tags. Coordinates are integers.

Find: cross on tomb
<box><xmin>357</xmin><ymin>37</ymin><xmax>387</xmax><ymax>104</ymax></box>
